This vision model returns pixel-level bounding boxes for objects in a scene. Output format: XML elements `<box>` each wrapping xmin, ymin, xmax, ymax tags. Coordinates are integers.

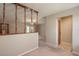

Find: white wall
<box><xmin>45</xmin><ymin>16</ymin><xmax>56</xmax><ymax>47</ymax></box>
<box><xmin>45</xmin><ymin>6</ymin><xmax>79</xmax><ymax>52</ymax></box>
<box><xmin>0</xmin><ymin>33</ymin><xmax>38</xmax><ymax>56</ymax></box>
<box><xmin>38</xmin><ymin>18</ymin><xmax>46</xmax><ymax>41</ymax></box>
<box><xmin>39</xmin><ymin>24</ymin><xmax>46</xmax><ymax>40</ymax></box>
<box><xmin>38</xmin><ymin>18</ymin><xmax>46</xmax><ymax>24</ymax></box>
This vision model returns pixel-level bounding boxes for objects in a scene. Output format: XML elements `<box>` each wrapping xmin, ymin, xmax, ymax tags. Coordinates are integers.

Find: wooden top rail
<box><xmin>14</xmin><ymin>3</ymin><xmax>38</xmax><ymax>13</ymax></box>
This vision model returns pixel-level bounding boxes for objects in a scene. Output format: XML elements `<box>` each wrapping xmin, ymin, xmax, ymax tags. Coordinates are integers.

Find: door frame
<box><xmin>57</xmin><ymin>15</ymin><xmax>73</xmax><ymax>51</ymax></box>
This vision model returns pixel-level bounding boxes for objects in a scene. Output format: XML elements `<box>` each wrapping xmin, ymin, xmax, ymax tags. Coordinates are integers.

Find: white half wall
<box><xmin>45</xmin><ymin>6</ymin><xmax>79</xmax><ymax>52</ymax></box>
<box><xmin>0</xmin><ymin>33</ymin><xmax>38</xmax><ymax>56</ymax></box>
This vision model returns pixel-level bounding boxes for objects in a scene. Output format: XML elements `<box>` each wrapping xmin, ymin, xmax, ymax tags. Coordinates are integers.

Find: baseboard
<box><xmin>17</xmin><ymin>47</ymin><xmax>38</xmax><ymax>56</ymax></box>
<box><xmin>72</xmin><ymin>50</ymin><xmax>79</xmax><ymax>56</ymax></box>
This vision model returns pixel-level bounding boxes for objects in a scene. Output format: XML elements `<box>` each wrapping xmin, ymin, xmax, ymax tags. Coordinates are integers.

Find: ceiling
<box><xmin>21</xmin><ymin>3</ymin><xmax>79</xmax><ymax>19</ymax></box>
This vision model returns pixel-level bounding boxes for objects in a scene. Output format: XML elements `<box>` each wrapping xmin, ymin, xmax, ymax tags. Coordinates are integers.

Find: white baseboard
<box><xmin>17</xmin><ymin>47</ymin><xmax>38</xmax><ymax>56</ymax></box>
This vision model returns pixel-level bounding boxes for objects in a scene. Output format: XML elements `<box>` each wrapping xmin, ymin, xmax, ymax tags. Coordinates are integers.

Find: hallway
<box><xmin>23</xmin><ymin>40</ymin><xmax>73</xmax><ymax>56</ymax></box>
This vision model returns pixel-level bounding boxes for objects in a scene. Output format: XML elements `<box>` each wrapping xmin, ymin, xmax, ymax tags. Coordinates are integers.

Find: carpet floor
<box><xmin>23</xmin><ymin>40</ymin><xmax>74</xmax><ymax>56</ymax></box>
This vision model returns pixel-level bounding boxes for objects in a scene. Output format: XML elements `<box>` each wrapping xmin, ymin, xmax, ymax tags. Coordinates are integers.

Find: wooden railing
<box><xmin>0</xmin><ymin>3</ymin><xmax>38</xmax><ymax>35</ymax></box>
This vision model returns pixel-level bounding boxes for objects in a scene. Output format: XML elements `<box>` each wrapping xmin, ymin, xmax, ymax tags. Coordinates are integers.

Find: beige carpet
<box><xmin>23</xmin><ymin>40</ymin><xmax>73</xmax><ymax>56</ymax></box>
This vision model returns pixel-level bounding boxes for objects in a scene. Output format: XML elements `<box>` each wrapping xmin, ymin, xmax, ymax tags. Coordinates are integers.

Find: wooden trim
<box><xmin>36</xmin><ymin>12</ymin><xmax>38</xmax><ymax>24</ymax></box>
<box><xmin>15</xmin><ymin>5</ymin><xmax>17</xmax><ymax>33</ymax></box>
<box><xmin>3</xmin><ymin>3</ymin><xmax>5</xmax><ymax>23</ymax></box>
<box><xmin>60</xmin><ymin>15</ymin><xmax>72</xmax><ymax>19</ymax></box>
<box><xmin>30</xmin><ymin>9</ymin><xmax>33</xmax><ymax>33</ymax></box>
<box><xmin>58</xmin><ymin>15</ymin><xmax>73</xmax><ymax>51</ymax></box>
<box><xmin>31</xmin><ymin>9</ymin><xmax>33</xmax><ymax>24</ymax></box>
<box><xmin>0</xmin><ymin>32</ymin><xmax>38</xmax><ymax>36</ymax></box>
<box><xmin>58</xmin><ymin>19</ymin><xmax>61</xmax><ymax>45</ymax></box>
<box><xmin>14</xmin><ymin>3</ymin><xmax>28</xmax><ymax>8</ymax></box>
<box><xmin>24</xmin><ymin>8</ymin><xmax>26</xmax><ymax>33</ymax></box>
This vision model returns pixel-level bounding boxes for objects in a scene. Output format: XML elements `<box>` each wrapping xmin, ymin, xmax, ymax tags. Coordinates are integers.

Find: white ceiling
<box><xmin>21</xmin><ymin>3</ymin><xmax>79</xmax><ymax>19</ymax></box>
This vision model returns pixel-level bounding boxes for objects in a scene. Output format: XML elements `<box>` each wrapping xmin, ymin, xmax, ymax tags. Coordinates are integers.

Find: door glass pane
<box><xmin>17</xmin><ymin>6</ymin><xmax>24</xmax><ymax>33</ymax></box>
<box><xmin>32</xmin><ymin>11</ymin><xmax>37</xmax><ymax>24</ymax></box>
<box><xmin>26</xmin><ymin>9</ymin><xmax>31</xmax><ymax>33</ymax></box>
<box><xmin>31</xmin><ymin>11</ymin><xmax>37</xmax><ymax>32</ymax></box>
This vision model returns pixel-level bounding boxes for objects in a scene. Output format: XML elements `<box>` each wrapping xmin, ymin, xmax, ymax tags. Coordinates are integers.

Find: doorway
<box><xmin>58</xmin><ymin>15</ymin><xmax>72</xmax><ymax>51</ymax></box>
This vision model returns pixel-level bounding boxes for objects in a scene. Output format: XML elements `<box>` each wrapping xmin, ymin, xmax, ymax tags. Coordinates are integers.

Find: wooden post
<box><xmin>31</xmin><ymin>9</ymin><xmax>33</xmax><ymax>33</ymax></box>
<box><xmin>15</xmin><ymin>4</ymin><xmax>17</xmax><ymax>33</ymax></box>
<box><xmin>24</xmin><ymin>8</ymin><xmax>26</xmax><ymax>33</ymax></box>
<box><xmin>3</xmin><ymin>3</ymin><xmax>5</xmax><ymax>23</ymax></box>
<box><xmin>36</xmin><ymin>12</ymin><xmax>38</xmax><ymax>24</ymax></box>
